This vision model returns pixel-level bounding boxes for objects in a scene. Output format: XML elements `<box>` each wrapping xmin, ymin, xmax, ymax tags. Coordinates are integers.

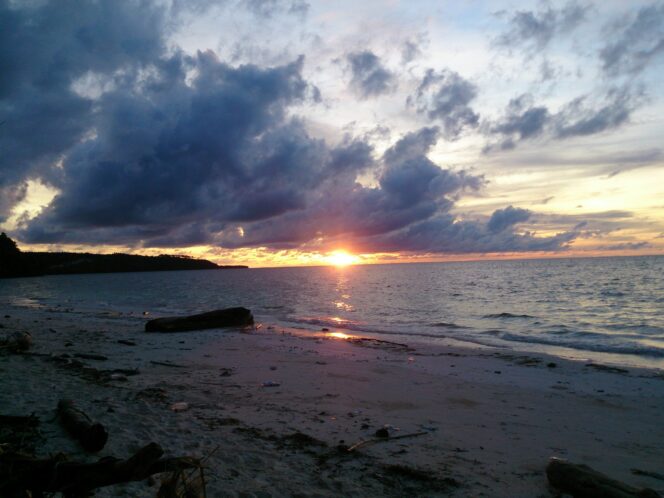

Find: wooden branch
<box><xmin>347</xmin><ymin>431</ymin><xmax>429</xmax><ymax>452</ymax></box>
<box><xmin>546</xmin><ymin>458</ymin><xmax>661</xmax><ymax>498</ymax></box>
<box><xmin>0</xmin><ymin>443</ymin><xmax>199</xmax><ymax>497</ymax></box>
<box><xmin>57</xmin><ymin>400</ymin><xmax>108</xmax><ymax>453</ymax></box>
<box><xmin>150</xmin><ymin>360</ymin><xmax>187</xmax><ymax>368</ymax></box>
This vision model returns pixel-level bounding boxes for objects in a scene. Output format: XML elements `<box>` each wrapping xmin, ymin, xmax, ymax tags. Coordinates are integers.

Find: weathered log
<box><xmin>546</xmin><ymin>458</ymin><xmax>661</xmax><ymax>498</ymax></box>
<box><xmin>0</xmin><ymin>331</ymin><xmax>32</xmax><ymax>352</ymax></box>
<box><xmin>0</xmin><ymin>442</ymin><xmax>199</xmax><ymax>497</ymax></box>
<box><xmin>57</xmin><ymin>399</ymin><xmax>108</xmax><ymax>453</ymax></box>
<box><xmin>145</xmin><ymin>307</ymin><xmax>254</xmax><ymax>332</ymax></box>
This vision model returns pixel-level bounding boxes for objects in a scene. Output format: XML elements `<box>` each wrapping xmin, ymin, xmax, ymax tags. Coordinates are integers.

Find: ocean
<box><xmin>2</xmin><ymin>255</ymin><xmax>663</xmax><ymax>369</ymax></box>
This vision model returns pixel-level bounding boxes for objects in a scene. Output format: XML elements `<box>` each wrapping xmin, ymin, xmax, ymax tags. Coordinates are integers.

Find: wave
<box><xmin>285</xmin><ymin>316</ymin><xmax>471</xmax><ymax>342</ymax></box>
<box><xmin>491</xmin><ymin>331</ymin><xmax>664</xmax><ymax>358</ymax></box>
<box><xmin>600</xmin><ymin>290</ymin><xmax>626</xmax><ymax>297</ymax></box>
<box><xmin>485</xmin><ymin>326</ymin><xmax>664</xmax><ymax>342</ymax></box>
<box><xmin>429</xmin><ymin>322</ymin><xmax>469</xmax><ymax>329</ymax></box>
<box><xmin>483</xmin><ymin>312</ymin><xmax>535</xmax><ymax>319</ymax></box>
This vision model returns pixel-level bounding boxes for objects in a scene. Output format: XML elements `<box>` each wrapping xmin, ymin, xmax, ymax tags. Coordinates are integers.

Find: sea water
<box><xmin>2</xmin><ymin>256</ymin><xmax>663</xmax><ymax>369</ymax></box>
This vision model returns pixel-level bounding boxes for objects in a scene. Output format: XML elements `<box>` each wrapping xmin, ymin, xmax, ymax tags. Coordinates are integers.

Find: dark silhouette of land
<box><xmin>0</xmin><ymin>233</ymin><xmax>247</xmax><ymax>278</ymax></box>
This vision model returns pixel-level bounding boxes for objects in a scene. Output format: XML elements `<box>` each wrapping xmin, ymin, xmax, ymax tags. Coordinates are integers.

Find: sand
<box><xmin>1</xmin><ymin>306</ymin><xmax>663</xmax><ymax>497</ymax></box>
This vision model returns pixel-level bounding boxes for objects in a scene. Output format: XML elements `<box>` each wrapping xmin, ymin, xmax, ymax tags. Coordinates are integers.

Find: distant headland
<box><xmin>0</xmin><ymin>233</ymin><xmax>247</xmax><ymax>278</ymax></box>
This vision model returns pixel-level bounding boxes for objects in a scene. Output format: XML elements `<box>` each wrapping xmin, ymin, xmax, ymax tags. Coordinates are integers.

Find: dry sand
<box><xmin>1</xmin><ymin>306</ymin><xmax>663</xmax><ymax>497</ymax></box>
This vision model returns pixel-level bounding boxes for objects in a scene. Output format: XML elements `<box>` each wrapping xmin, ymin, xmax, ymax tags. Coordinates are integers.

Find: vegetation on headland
<box><xmin>0</xmin><ymin>232</ymin><xmax>247</xmax><ymax>278</ymax></box>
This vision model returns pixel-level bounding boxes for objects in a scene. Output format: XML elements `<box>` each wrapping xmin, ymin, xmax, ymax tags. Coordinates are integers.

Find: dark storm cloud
<box><xmin>600</xmin><ymin>3</ymin><xmax>664</xmax><ymax>76</ymax></box>
<box><xmin>409</xmin><ymin>69</ymin><xmax>479</xmax><ymax>140</ymax></box>
<box><xmin>215</xmin><ymin>128</ymin><xmax>576</xmax><ymax>254</ymax></box>
<box><xmin>346</xmin><ymin>51</ymin><xmax>396</xmax><ymax>98</ymax></box>
<box><xmin>215</xmin><ymin>127</ymin><xmax>481</xmax><ymax>249</ymax></box>
<box><xmin>22</xmin><ymin>52</ymin><xmax>323</xmax><ymax>241</ymax></box>
<box><xmin>484</xmin><ymin>86</ymin><xmax>643</xmax><ymax>152</ymax></box>
<box><xmin>3</xmin><ymin>0</ymin><xmax>579</xmax><ymax>255</ymax></box>
<box><xmin>487</xmin><ymin>206</ymin><xmax>532</xmax><ymax>233</ymax></box>
<box><xmin>0</xmin><ymin>0</ymin><xmax>165</xmax><ymax>192</ymax></box>
<box><xmin>495</xmin><ymin>1</ymin><xmax>589</xmax><ymax>51</ymax></box>
<box><xmin>0</xmin><ymin>183</ymin><xmax>27</xmax><ymax>222</ymax></box>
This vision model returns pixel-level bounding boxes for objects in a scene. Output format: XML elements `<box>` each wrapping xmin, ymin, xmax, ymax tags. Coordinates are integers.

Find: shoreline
<box><xmin>2</xmin><ymin>306</ymin><xmax>664</xmax><ymax>496</ymax></box>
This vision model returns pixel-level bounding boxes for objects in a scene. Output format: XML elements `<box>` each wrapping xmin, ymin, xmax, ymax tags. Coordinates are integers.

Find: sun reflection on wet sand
<box><xmin>327</xmin><ymin>331</ymin><xmax>354</xmax><ymax>340</ymax></box>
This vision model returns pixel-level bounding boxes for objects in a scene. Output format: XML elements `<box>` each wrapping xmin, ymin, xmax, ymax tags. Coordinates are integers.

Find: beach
<box><xmin>2</xmin><ymin>305</ymin><xmax>663</xmax><ymax>497</ymax></box>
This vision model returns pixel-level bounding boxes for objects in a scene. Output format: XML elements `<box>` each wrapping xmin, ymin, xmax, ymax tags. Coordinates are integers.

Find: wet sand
<box><xmin>1</xmin><ymin>308</ymin><xmax>663</xmax><ymax>497</ymax></box>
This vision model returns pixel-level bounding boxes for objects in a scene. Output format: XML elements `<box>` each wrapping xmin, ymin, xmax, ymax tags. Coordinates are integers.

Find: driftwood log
<box><xmin>0</xmin><ymin>442</ymin><xmax>199</xmax><ymax>497</ymax></box>
<box><xmin>546</xmin><ymin>458</ymin><xmax>661</xmax><ymax>498</ymax></box>
<box><xmin>0</xmin><ymin>331</ymin><xmax>32</xmax><ymax>352</ymax></box>
<box><xmin>145</xmin><ymin>307</ymin><xmax>254</xmax><ymax>332</ymax></box>
<box><xmin>57</xmin><ymin>399</ymin><xmax>108</xmax><ymax>453</ymax></box>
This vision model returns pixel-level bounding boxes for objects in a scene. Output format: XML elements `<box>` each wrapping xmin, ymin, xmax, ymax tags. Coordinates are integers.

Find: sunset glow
<box><xmin>326</xmin><ymin>250</ymin><xmax>359</xmax><ymax>267</ymax></box>
<box><xmin>327</xmin><ymin>331</ymin><xmax>353</xmax><ymax>340</ymax></box>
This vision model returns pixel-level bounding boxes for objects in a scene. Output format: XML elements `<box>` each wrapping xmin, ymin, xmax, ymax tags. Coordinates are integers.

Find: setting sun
<box><xmin>326</xmin><ymin>250</ymin><xmax>359</xmax><ymax>267</ymax></box>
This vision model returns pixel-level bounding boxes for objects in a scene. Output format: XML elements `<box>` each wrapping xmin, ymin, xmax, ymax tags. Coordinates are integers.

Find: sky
<box><xmin>1</xmin><ymin>0</ymin><xmax>663</xmax><ymax>267</ymax></box>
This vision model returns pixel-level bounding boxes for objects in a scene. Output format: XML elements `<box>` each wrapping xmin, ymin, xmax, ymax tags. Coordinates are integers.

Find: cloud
<box><xmin>0</xmin><ymin>0</ymin><xmax>166</xmax><ymax>203</ymax></box>
<box><xmin>409</xmin><ymin>69</ymin><xmax>479</xmax><ymax>140</ymax></box>
<box><xmin>346</xmin><ymin>50</ymin><xmax>396</xmax><ymax>98</ymax></box>
<box><xmin>600</xmin><ymin>3</ymin><xmax>664</xmax><ymax>76</ymax></box>
<box><xmin>213</xmin><ymin>128</ymin><xmax>576</xmax><ymax>255</ymax></box>
<box><xmin>358</xmin><ymin>215</ymin><xmax>577</xmax><ymax>254</ymax></box>
<box><xmin>528</xmin><ymin>210</ymin><xmax>639</xmax><ymax>240</ymax></box>
<box><xmin>4</xmin><ymin>0</ymin><xmax>580</xmax><ymax>256</ymax></box>
<box><xmin>21</xmin><ymin>52</ymin><xmax>323</xmax><ymax>243</ymax></box>
<box><xmin>553</xmin><ymin>86</ymin><xmax>644</xmax><ymax>139</ymax></box>
<box><xmin>604</xmin><ymin>148</ymin><xmax>662</xmax><ymax>177</ymax></box>
<box><xmin>484</xmin><ymin>86</ymin><xmax>644</xmax><ymax>152</ymax></box>
<box><xmin>401</xmin><ymin>39</ymin><xmax>422</xmax><ymax>64</ymax></box>
<box><xmin>487</xmin><ymin>206</ymin><xmax>531</xmax><ymax>233</ymax></box>
<box><xmin>596</xmin><ymin>241</ymin><xmax>651</xmax><ymax>251</ymax></box>
<box><xmin>495</xmin><ymin>1</ymin><xmax>589</xmax><ymax>51</ymax></box>
<box><xmin>485</xmin><ymin>94</ymin><xmax>550</xmax><ymax>150</ymax></box>
<box><xmin>0</xmin><ymin>183</ymin><xmax>27</xmax><ymax>222</ymax></box>
<box><xmin>243</xmin><ymin>0</ymin><xmax>310</xmax><ymax>19</ymax></box>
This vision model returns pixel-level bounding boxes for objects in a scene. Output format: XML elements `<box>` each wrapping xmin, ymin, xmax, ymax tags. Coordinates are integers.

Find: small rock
<box><xmin>322</xmin><ymin>328</ymin><xmax>329</xmax><ymax>332</ymax></box>
<box><xmin>547</xmin><ymin>362</ymin><xmax>557</xmax><ymax>368</ymax></box>
<box><xmin>170</xmin><ymin>402</ymin><xmax>189</xmax><ymax>412</ymax></box>
<box><xmin>374</xmin><ymin>428</ymin><xmax>390</xmax><ymax>438</ymax></box>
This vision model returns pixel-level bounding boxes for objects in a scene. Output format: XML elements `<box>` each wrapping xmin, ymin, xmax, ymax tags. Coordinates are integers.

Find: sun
<box><xmin>326</xmin><ymin>250</ymin><xmax>359</xmax><ymax>267</ymax></box>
